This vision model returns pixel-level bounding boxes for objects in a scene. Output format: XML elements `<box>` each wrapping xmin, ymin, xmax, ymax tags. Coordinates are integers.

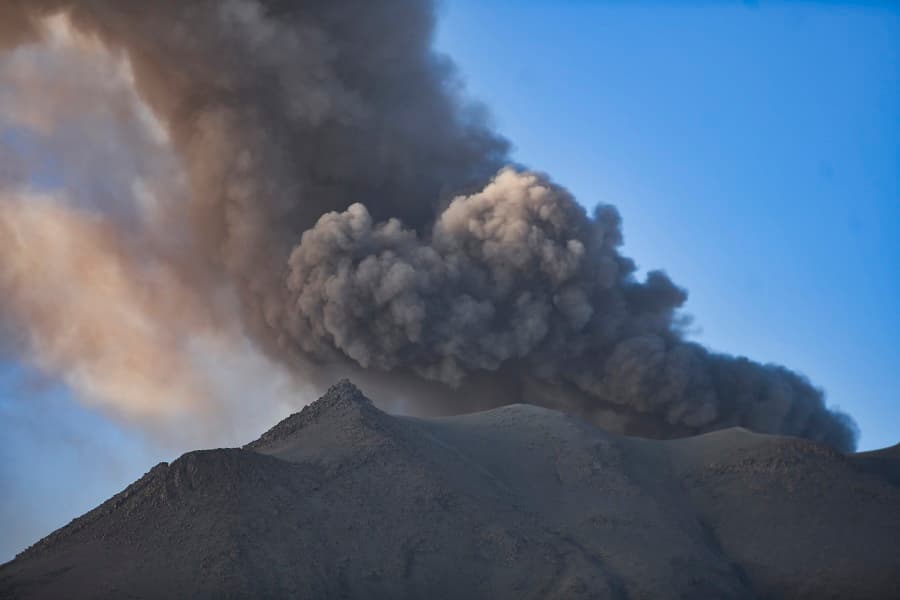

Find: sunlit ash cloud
<box><xmin>0</xmin><ymin>0</ymin><xmax>856</xmax><ymax>450</ymax></box>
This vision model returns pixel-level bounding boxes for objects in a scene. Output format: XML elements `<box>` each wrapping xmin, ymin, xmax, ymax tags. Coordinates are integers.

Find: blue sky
<box><xmin>1</xmin><ymin>0</ymin><xmax>898</xmax><ymax>562</ymax></box>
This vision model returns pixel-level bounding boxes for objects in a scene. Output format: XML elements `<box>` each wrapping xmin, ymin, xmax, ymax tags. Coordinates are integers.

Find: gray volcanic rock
<box><xmin>1</xmin><ymin>380</ymin><xmax>898</xmax><ymax>599</ymax></box>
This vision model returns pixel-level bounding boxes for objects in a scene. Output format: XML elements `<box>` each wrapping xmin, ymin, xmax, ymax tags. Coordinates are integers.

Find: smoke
<box><xmin>0</xmin><ymin>13</ymin><xmax>307</xmax><ymax>444</ymax></box>
<box><xmin>0</xmin><ymin>0</ymin><xmax>857</xmax><ymax>450</ymax></box>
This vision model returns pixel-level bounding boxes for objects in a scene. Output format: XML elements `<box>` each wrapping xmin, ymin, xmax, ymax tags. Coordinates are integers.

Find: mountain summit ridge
<box><xmin>244</xmin><ymin>379</ymin><xmax>376</xmax><ymax>451</ymax></box>
<box><xmin>2</xmin><ymin>381</ymin><xmax>898</xmax><ymax>599</ymax></box>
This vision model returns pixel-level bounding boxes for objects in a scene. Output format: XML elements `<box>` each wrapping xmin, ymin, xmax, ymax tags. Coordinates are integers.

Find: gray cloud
<box><xmin>0</xmin><ymin>0</ymin><xmax>857</xmax><ymax>450</ymax></box>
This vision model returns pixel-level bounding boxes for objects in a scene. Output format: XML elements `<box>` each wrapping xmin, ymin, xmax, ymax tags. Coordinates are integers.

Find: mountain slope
<box><xmin>2</xmin><ymin>380</ymin><xmax>898</xmax><ymax>599</ymax></box>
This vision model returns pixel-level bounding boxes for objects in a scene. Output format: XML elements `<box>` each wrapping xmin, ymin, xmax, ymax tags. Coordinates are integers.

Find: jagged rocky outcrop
<box><xmin>2</xmin><ymin>380</ymin><xmax>898</xmax><ymax>599</ymax></box>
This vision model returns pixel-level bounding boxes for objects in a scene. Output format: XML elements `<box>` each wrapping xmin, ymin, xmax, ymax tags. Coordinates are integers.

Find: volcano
<box><xmin>2</xmin><ymin>380</ymin><xmax>898</xmax><ymax>599</ymax></box>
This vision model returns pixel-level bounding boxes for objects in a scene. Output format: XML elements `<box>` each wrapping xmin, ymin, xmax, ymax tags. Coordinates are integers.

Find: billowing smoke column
<box><xmin>0</xmin><ymin>0</ymin><xmax>857</xmax><ymax>450</ymax></box>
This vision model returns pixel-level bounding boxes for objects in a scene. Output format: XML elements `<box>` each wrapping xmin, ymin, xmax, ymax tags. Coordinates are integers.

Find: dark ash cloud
<box><xmin>0</xmin><ymin>0</ymin><xmax>857</xmax><ymax>451</ymax></box>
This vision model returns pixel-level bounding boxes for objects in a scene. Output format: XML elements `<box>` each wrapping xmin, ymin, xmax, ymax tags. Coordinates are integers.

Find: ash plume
<box><xmin>0</xmin><ymin>0</ymin><xmax>857</xmax><ymax>450</ymax></box>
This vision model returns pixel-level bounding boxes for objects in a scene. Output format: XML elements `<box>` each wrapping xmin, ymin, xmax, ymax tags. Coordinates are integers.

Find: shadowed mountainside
<box><xmin>1</xmin><ymin>380</ymin><xmax>898</xmax><ymax>599</ymax></box>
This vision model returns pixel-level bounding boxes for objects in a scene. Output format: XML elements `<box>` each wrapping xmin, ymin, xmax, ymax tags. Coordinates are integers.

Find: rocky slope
<box><xmin>1</xmin><ymin>380</ymin><xmax>898</xmax><ymax>599</ymax></box>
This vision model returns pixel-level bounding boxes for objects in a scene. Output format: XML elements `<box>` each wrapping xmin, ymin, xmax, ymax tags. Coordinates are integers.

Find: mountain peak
<box><xmin>244</xmin><ymin>379</ymin><xmax>382</xmax><ymax>454</ymax></box>
<box><xmin>324</xmin><ymin>378</ymin><xmax>369</xmax><ymax>403</ymax></box>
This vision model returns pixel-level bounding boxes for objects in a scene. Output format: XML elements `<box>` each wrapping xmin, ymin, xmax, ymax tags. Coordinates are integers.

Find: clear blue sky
<box><xmin>1</xmin><ymin>0</ymin><xmax>898</xmax><ymax>562</ymax></box>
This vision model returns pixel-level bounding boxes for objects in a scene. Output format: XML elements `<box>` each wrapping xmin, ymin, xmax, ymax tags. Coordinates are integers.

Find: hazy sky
<box><xmin>1</xmin><ymin>0</ymin><xmax>898</xmax><ymax>562</ymax></box>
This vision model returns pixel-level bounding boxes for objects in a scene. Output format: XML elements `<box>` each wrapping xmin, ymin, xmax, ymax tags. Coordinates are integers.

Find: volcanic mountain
<box><xmin>2</xmin><ymin>380</ymin><xmax>898</xmax><ymax>599</ymax></box>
